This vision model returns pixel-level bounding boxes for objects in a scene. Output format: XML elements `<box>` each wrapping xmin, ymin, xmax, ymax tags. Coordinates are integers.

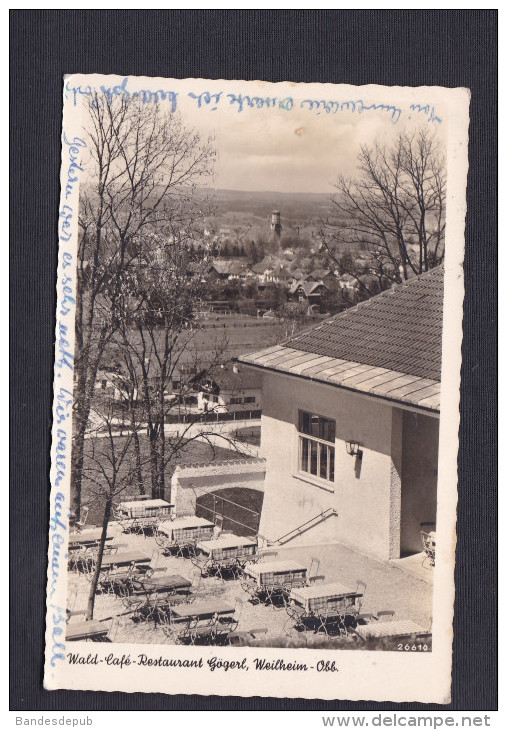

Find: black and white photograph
<box><xmin>45</xmin><ymin>74</ymin><xmax>469</xmax><ymax>701</ymax></box>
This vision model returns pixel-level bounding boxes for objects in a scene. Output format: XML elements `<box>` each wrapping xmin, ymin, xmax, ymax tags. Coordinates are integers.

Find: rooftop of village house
<box><xmin>202</xmin><ymin>364</ymin><xmax>263</xmax><ymax>392</ymax></box>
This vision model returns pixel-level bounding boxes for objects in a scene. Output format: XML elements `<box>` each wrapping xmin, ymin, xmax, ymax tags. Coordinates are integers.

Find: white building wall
<box><xmin>197</xmin><ymin>387</ymin><xmax>262</xmax><ymax>414</ymax></box>
<box><xmin>258</xmin><ymin>371</ymin><xmax>400</xmax><ymax>560</ymax></box>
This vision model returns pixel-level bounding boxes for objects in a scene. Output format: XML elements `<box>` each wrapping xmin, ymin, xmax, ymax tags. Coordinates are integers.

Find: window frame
<box><xmin>297</xmin><ymin>409</ymin><xmax>336</xmax><ymax>486</ymax></box>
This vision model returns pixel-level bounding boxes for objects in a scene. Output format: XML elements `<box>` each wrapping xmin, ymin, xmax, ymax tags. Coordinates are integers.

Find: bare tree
<box><xmin>115</xmin><ymin>235</ymin><xmax>233</xmax><ymax>499</ymax></box>
<box><xmin>267</xmin><ymin>300</ymin><xmax>309</xmax><ymax>344</ymax></box>
<box><xmin>71</xmin><ymin>94</ymin><xmax>215</xmax><ymax>517</ymax></box>
<box><xmin>81</xmin><ymin>407</ymin><xmax>143</xmax><ymax>620</ymax></box>
<box><xmin>319</xmin><ymin>128</ymin><xmax>446</xmax><ymax>296</ymax></box>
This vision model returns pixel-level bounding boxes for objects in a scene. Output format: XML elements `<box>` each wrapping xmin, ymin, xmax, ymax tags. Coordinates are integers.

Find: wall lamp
<box><xmin>345</xmin><ymin>440</ymin><xmax>361</xmax><ymax>456</ymax></box>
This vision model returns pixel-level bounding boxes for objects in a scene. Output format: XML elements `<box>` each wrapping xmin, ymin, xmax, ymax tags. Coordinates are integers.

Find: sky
<box><xmin>214</xmin><ymin>109</ymin><xmax>391</xmax><ymax>193</ymax></box>
<box><xmin>184</xmin><ymin>99</ymin><xmax>446</xmax><ymax>194</ymax></box>
<box><xmin>77</xmin><ymin>79</ymin><xmax>448</xmax><ymax>197</ymax></box>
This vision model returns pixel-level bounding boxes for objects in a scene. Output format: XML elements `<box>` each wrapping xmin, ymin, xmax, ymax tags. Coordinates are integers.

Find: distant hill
<box><xmin>217</xmin><ymin>188</ymin><xmax>334</xmax><ymax>219</ymax></box>
<box><xmin>209</xmin><ymin>189</ymin><xmax>340</xmax><ymax>243</ymax></box>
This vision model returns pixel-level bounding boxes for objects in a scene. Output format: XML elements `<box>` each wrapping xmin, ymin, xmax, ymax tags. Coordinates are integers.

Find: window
<box><xmin>298</xmin><ymin>410</ymin><xmax>335</xmax><ymax>483</ymax></box>
<box><xmin>243</xmin><ymin>396</ymin><xmax>255</xmax><ymax>404</ymax></box>
<box><xmin>230</xmin><ymin>397</ymin><xmax>242</xmax><ymax>405</ymax></box>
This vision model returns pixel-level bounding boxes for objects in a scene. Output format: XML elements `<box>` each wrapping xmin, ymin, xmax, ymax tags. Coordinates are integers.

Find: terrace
<box><xmin>66</xmin><ymin>519</ymin><xmax>432</xmax><ymax>649</ymax></box>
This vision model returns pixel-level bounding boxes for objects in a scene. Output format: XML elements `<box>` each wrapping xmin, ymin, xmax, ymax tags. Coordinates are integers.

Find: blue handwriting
<box><xmin>187</xmin><ymin>91</ymin><xmax>222</xmax><ymax>110</ymax></box>
<box><xmin>65</xmin><ymin>77</ymin><xmax>178</xmax><ymax>113</ymax></box>
<box><xmin>226</xmin><ymin>93</ymin><xmax>293</xmax><ymax>113</ymax></box>
<box><xmin>48</xmin><ymin>604</ymin><xmax>67</xmax><ymax>667</ymax></box>
<box><xmin>301</xmin><ymin>98</ymin><xmax>402</xmax><ymax>124</ymax></box>
<box><xmin>62</xmin><ymin>134</ymin><xmax>86</xmax><ymax>202</ymax></box>
<box><xmin>64</xmin><ymin>78</ymin><xmax>443</xmax><ymax>125</ymax></box>
<box><xmin>410</xmin><ymin>103</ymin><xmax>442</xmax><ymax>123</ymax></box>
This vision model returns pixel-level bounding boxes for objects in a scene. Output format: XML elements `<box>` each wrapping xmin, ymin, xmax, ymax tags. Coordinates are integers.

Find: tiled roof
<box><xmin>204</xmin><ymin>366</ymin><xmax>263</xmax><ymax>391</ymax></box>
<box><xmin>212</xmin><ymin>260</ymin><xmax>247</xmax><ymax>275</ymax></box>
<box><xmin>288</xmin><ymin>266</ymin><xmax>444</xmax><ymax>381</ymax></box>
<box><xmin>290</xmin><ymin>280</ymin><xmax>326</xmax><ymax>297</ymax></box>
<box><xmin>238</xmin><ymin>267</ymin><xmax>444</xmax><ymax>412</ymax></box>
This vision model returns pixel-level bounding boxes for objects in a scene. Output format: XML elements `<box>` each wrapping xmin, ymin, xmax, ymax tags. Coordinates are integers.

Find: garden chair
<box><xmin>114</xmin><ymin>508</ymin><xmax>135</xmax><ymax>534</ymax></box>
<box><xmin>190</xmin><ymin>554</ymin><xmax>212</xmax><ymax>577</ymax></box>
<box><xmin>154</xmin><ymin>530</ymin><xmax>171</xmax><ymax>551</ymax></box>
<box><xmin>213</xmin><ymin>557</ymin><xmax>242</xmax><ymax>582</ymax></box>
<box><xmin>101</xmin><ymin>564</ymin><xmax>135</xmax><ymax>596</ymax></box>
<box><xmin>150</xmin><ymin>548</ymin><xmax>161</xmax><ymax>570</ymax></box>
<box><xmin>267</xmin><ymin>580</ymin><xmax>295</xmax><ymax>611</ymax></box>
<box><xmin>308</xmin><ymin>556</ymin><xmax>321</xmax><ymax>579</ymax></box>
<box><xmin>68</xmin><ymin>545</ymin><xmax>86</xmax><ymax>573</ymax></box>
<box><xmin>415</xmin><ymin>616</ymin><xmax>433</xmax><ymax>642</ymax></box>
<box><xmin>73</xmin><ymin>506</ymin><xmax>90</xmax><ymax>533</ymax></box>
<box><xmin>175</xmin><ymin>539</ymin><xmax>197</xmax><ymax>559</ymax></box>
<box><xmin>121</xmin><ymin>594</ymin><xmax>145</xmax><ymax>621</ymax></box>
<box><xmin>420</xmin><ymin>523</ymin><xmax>436</xmax><ymax>567</ymax></box>
<box><xmin>216</xmin><ymin>597</ymin><xmax>243</xmax><ymax>632</ymax></box>
<box><xmin>181</xmin><ymin>620</ymin><xmax>217</xmax><ymax>646</ymax></box>
<box><xmin>189</xmin><ymin>568</ymin><xmax>203</xmax><ymax>591</ymax></box>
<box><xmin>240</xmin><ymin>577</ymin><xmax>260</xmax><ymax>603</ymax></box>
<box><xmin>82</xmin><ymin>555</ymin><xmax>98</xmax><ymax>583</ymax></box>
<box><xmin>283</xmin><ymin>602</ymin><xmax>309</xmax><ymax>636</ymax></box>
<box><xmin>341</xmin><ymin>607</ymin><xmax>360</xmax><ymax>635</ymax></box>
<box><xmin>355</xmin><ymin>580</ymin><xmax>367</xmax><ymax>612</ymax></box>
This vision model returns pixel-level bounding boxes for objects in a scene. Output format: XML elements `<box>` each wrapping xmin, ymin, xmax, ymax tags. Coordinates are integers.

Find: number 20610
<box><xmin>397</xmin><ymin>644</ymin><xmax>429</xmax><ymax>651</ymax></box>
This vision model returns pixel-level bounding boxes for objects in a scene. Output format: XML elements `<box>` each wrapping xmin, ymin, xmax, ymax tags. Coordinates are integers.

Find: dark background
<box><xmin>10</xmin><ymin>9</ymin><xmax>497</xmax><ymax>712</ymax></box>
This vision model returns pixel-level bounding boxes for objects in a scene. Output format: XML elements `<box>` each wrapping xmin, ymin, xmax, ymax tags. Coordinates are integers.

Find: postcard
<box><xmin>45</xmin><ymin>74</ymin><xmax>469</xmax><ymax>702</ymax></box>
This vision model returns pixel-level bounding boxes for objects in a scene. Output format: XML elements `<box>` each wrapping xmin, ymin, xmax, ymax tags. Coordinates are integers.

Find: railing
<box><xmin>165</xmin><ymin>409</ymin><xmax>261</xmax><ymax>424</ymax></box>
<box><xmin>196</xmin><ymin>491</ymin><xmax>262</xmax><ymax>536</ymax></box>
<box><xmin>272</xmin><ymin>508</ymin><xmax>338</xmax><ymax>545</ymax></box>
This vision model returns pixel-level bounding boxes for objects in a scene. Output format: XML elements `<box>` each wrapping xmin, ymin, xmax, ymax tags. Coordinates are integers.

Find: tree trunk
<box><xmin>127</xmin><ymin>398</ymin><xmax>145</xmax><ymax>495</ymax></box>
<box><xmin>132</xmin><ymin>426</ymin><xmax>145</xmax><ymax>495</ymax></box>
<box><xmin>70</xmin><ymin>426</ymin><xmax>86</xmax><ymax>520</ymax></box>
<box><xmin>149</xmin><ymin>429</ymin><xmax>160</xmax><ymax>499</ymax></box>
<box><xmin>71</xmin><ymin>340</ymin><xmax>106</xmax><ymax>519</ymax></box>
<box><xmin>70</xmin><ymin>385</ymin><xmax>93</xmax><ymax>520</ymax></box>
<box><xmin>86</xmin><ymin>497</ymin><xmax>112</xmax><ymax>621</ymax></box>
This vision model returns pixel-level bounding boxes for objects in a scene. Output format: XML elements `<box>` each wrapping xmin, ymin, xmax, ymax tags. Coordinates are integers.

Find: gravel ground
<box><xmin>67</xmin><ymin>524</ymin><xmax>433</xmax><ymax>651</ymax></box>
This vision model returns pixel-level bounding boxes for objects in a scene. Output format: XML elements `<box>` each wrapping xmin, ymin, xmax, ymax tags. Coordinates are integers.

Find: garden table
<box><xmin>137</xmin><ymin>574</ymin><xmax>192</xmax><ymax>594</ymax></box>
<box><xmin>170</xmin><ymin>600</ymin><xmax>235</xmax><ymax>621</ymax></box>
<box><xmin>243</xmin><ymin>560</ymin><xmax>307</xmax><ymax>605</ymax></box>
<box><xmin>196</xmin><ymin>534</ymin><xmax>257</xmax><ymax>559</ymax></box>
<box><xmin>169</xmin><ymin>600</ymin><xmax>236</xmax><ymax>645</ymax></box>
<box><xmin>117</xmin><ymin>499</ymin><xmax>173</xmax><ymax>518</ymax></box>
<box><xmin>100</xmin><ymin>550</ymin><xmax>151</xmax><ymax>569</ymax></box>
<box><xmin>68</xmin><ymin>531</ymin><xmax>114</xmax><ymax>547</ymax></box>
<box><xmin>66</xmin><ymin>619</ymin><xmax>111</xmax><ymax>642</ymax></box>
<box><xmin>354</xmin><ymin>618</ymin><xmax>426</xmax><ymax>641</ymax></box>
<box><xmin>157</xmin><ymin>516</ymin><xmax>215</xmax><ymax>542</ymax></box>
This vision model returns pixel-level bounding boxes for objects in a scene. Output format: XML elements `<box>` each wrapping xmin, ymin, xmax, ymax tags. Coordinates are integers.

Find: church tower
<box><xmin>270</xmin><ymin>210</ymin><xmax>282</xmax><ymax>242</ymax></box>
